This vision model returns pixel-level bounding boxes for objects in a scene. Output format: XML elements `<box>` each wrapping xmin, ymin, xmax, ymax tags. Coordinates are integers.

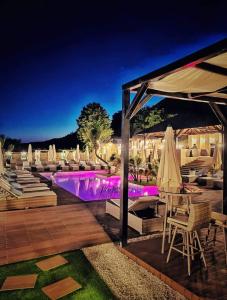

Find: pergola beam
<box><xmin>209</xmin><ymin>102</ymin><xmax>227</xmax><ymax>126</ymax></box>
<box><xmin>146</xmin><ymin>89</ymin><xmax>227</xmax><ymax>105</ymax></box>
<box><xmin>196</xmin><ymin>62</ymin><xmax>227</xmax><ymax>76</ymax></box>
<box><xmin>130</xmin><ymin>94</ymin><xmax>153</xmax><ymax>120</ymax></box>
<box><xmin>125</xmin><ymin>83</ymin><xmax>148</xmax><ymax>119</ymax></box>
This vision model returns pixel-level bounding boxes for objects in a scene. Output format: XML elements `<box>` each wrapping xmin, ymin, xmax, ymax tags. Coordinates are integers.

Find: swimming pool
<box><xmin>41</xmin><ymin>171</ymin><xmax>158</xmax><ymax>201</ymax></box>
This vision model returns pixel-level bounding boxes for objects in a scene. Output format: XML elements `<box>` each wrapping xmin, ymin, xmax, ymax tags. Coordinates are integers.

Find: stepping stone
<box><xmin>36</xmin><ymin>255</ymin><xmax>68</xmax><ymax>271</ymax></box>
<box><xmin>1</xmin><ymin>274</ymin><xmax>38</xmax><ymax>291</ymax></box>
<box><xmin>42</xmin><ymin>276</ymin><xmax>81</xmax><ymax>300</ymax></box>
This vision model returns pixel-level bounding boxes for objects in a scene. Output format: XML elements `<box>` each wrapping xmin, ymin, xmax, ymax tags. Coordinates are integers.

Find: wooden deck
<box><xmin>0</xmin><ymin>204</ymin><xmax>110</xmax><ymax>266</ymax></box>
<box><xmin>124</xmin><ymin>234</ymin><xmax>227</xmax><ymax>300</ymax></box>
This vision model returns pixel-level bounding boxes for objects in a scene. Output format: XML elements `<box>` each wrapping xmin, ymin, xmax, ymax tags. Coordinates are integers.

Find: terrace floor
<box><xmin>0</xmin><ymin>204</ymin><xmax>110</xmax><ymax>266</ymax></box>
<box><xmin>51</xmin><ymin>183</ymin><xmax>141</xmax><ymax>241</ymax></box>
<box><xmin>1</xmin><ymin>173</ymin><xmax>225</xmax><ymax>299</ymax></box>
<box><xmin>124</xmin><ymin>233</ymin><xmax>227</xmax><ymax>300</ymax></box>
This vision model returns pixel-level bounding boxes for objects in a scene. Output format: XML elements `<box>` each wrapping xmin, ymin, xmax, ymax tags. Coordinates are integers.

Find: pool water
<box><xmin>41</xmin><ymin>171</ymin><xmax>158</xmax><ymax>202</ymax></box>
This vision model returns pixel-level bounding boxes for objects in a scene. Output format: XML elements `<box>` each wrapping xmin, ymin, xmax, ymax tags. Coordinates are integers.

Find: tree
<box><xmin>111</xmin><ymin>111</ymin><xmax>122</xmax><ymax>137</ymax></box>
<box><xmin>0</xmin><ymin>134</ymin><xmax>20</xmax><ymax>152</ymax></box>
<box><xmin>76</xmin><ymin>103</ymin><xmax>113</xmax><ymax>167</ymax></box>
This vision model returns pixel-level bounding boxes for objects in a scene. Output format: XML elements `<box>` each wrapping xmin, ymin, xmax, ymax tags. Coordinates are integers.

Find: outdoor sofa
<box><xmin>197</xmin><ymin>170</ymin><xmax>223</xmax><ymax>189</ymax></box>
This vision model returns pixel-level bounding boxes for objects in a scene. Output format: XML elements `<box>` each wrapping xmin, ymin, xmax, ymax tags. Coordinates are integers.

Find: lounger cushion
<box><xmin>109</xmin><ymin>196</ymin><xmax>159</xmax><ymax>212</ymax></box>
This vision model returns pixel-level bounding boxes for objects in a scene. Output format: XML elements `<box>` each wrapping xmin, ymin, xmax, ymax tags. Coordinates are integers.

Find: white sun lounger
<box><xmin>11</xmin><ymin>182</ymin><xmax>48</xmax><ymax>189</ymax></box>
<box><xmin>106</xmin><ymin>196</ymin><xmax>162</xmax><ymax>234</ymax></box>
<box><xmin>69</xmin><ymin>164</ymin><xmax>79</xmax><ymax>171</ymax></box>
<box><xmin>15</xmin><ymin>176</ymin><xmax>41</xmax><ymax>183</ymax></box>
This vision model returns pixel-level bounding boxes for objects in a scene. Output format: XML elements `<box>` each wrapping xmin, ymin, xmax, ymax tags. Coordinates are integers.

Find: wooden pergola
<box><xmin>136</xmin><ymin>124</ymin><xmax>223</xmax><ymax>138</ymax></box>
<box><xmin>120</xmin><ymin>38</ymin><xmax>227</xmax><ymax>246</ymax></box>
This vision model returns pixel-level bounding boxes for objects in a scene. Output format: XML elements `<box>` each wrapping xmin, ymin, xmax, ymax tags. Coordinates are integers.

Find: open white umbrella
<box><xmin>157</xmin><ymin>126</ymin><xmax>182</xmax><ymax>193</ymax></box>
<box><xmin>27</xmin><ymin>144</ymin><xmax>33</xmax><ymax>164</ymax></box>
<box><xmin>213</xmin><ymin>143</ymin><xmax>222</xmax><ymax>171</ymax></box>
<box><xmin>85</xmin><ymin>146</ymin><xmax>90</xmax><ymax>161</ymax></box>
<box><xmin>76</xmin><ymin>145</ymin><xmax>80</xmax><ymax>162</ymax></box>
<box><xmin>132</xmin><ymin>140</ymin><xmax>138</xmax><ymax>158</ymax></box>
<box><xmin>52</xmin><ymin>144</ymin><xmax>57</xmax><ymax>162</ymax></box>
<box><xmin>153</xmin><ymin>143</ymin><xmax>159</xmax><ymax>161</ymax></box>
<box><xmin>141</xmin><ymin>143</ymin><xmax>146</xmax><ymax>164</ymax></box>
<box><xmin>64</xmin><ymin>150</ymin><xmax>69</xmax><ymax>162</ymax></box>
<box><xmin>48</xmin><ymin>145</ymin><xmax>53</xmax><ymax>162</ymax></box>
<box><xmin>35</xmin><ymin>150</ymin><xmax>41</xmax><ymax>163</ymax></box>
<box><xmin>0</xmin><ymin>141</ymin><xmax>4</xmax><ymax>174</ymax></box>
<box><xmin>72</xmin><ymin>150</ymin><xmax>76</xmax><ymax>161</ymax></box>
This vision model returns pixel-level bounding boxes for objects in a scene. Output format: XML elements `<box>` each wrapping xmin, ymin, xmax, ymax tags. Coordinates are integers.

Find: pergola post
<box><xmin>209</xmin><ymin>102</ymin><xmax>227</xmax><ymax>214</ymax></box>
<box><xmin>120</xmin><ymin>89</ymin><xmax>130</xmax><ymax>246</ymax></box>
<box><xmin>224</xmin><ymin>125</ymin><xmax>227</xmax><ymax>214</ymax></box>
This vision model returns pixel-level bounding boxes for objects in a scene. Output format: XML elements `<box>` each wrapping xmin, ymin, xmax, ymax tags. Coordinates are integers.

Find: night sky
<box><xmin>0</xmin><ymin>0</ymin><xmax>226</xmax><ymax>142</ymax></box>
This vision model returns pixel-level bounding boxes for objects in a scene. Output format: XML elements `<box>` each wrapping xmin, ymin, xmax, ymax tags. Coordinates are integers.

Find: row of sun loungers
<box><xmin>0</xmin><ymin>170</ymin><xmax>57</xmax><ymax>211</ymax></box>
<box><xmin>12</xmin><ymin>160</ymin><xmax>109</xmax><ymax>172</ymax></box>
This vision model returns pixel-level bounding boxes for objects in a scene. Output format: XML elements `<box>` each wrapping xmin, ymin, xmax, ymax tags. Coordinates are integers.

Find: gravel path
<box><xmin>83</xmin><ymin>243</ymin><xmax>185</xmax><ymax>300</ymax></box>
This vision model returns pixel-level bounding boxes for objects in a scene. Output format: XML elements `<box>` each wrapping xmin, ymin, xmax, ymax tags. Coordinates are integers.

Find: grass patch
<box><xmin>129</xmin><ymin>180</ymin><xmax>157</xmax><ymax>186</ymax></box>
<box><xmin>0</xmin><ymin>250</ymin><xmax>115</xmax><ymax>300</ymax></box>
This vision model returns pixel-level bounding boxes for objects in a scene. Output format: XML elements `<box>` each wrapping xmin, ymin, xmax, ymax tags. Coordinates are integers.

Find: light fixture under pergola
<box><xmin>120</xmin><ymin>38</ymin><xmax>227</xmax><ymax>246</ymax></box>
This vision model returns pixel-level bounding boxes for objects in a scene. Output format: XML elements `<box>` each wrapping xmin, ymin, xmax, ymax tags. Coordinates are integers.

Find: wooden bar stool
<box><xmin>206</xmin><ymin>211</ymin><xmax>227</xmax><ymax>264</ymax></box>
<box><xmin>166</xmin><ymin>202</ymin><xmax>210</xmax><ymax>276</ymax></box>
<box><xmin>161</xmin><ymin>191</ymin><xmax>201</xmax><ymax>254</ymax></box>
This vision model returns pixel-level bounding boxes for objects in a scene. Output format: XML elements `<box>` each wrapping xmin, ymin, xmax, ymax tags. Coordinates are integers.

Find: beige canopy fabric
<box><xmin>206</xmin><ymin>52</ymin><xmax>227</xmax><ymax>68</ymax></box>
<box><xmin>27</xmin><ymin>144</ymin><xmax>33</xmax><ymax>164</ymax></box>
<box><xmin>157</xmin><ymin>126</ymin><xmax>182</xmax><ymax>193</ymax></box>
<box><xmin>149</xmin><ymin>67</ymin><xmax>227</xmax><ymax>94</ymax></box>
<box><xmin>213</xmin><ymin>143</ymin><xmax>222</xmax><ymax>171</ymax></box>
<box><xmin>0</xmin><ymin>142</ymin><xmax>4</xmax><ymax>174</ymax></box>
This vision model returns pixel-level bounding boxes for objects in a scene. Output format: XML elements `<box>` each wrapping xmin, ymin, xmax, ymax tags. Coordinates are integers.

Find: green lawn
<box><xmin>0</xmin><ymin>251</ymin><xmax>115</xmax><ymax>300</ymax></box>
<box><xmin>129</xmin><ymin>179</ymin><xmax>157</xmax><ymax>186</ymax></box>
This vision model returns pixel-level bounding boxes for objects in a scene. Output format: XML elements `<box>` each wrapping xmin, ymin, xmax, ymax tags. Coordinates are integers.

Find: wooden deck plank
<box><xmin>0</xmin><ymin>204</ymin><xmax>110</xmax><ymax>266</ymax></box>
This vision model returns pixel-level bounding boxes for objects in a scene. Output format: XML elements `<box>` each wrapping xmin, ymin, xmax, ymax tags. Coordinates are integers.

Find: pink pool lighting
<box><xmin>41</xmin><ymin>171</ymin><xmax>158</xmax><ymax>202</ymax></box>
